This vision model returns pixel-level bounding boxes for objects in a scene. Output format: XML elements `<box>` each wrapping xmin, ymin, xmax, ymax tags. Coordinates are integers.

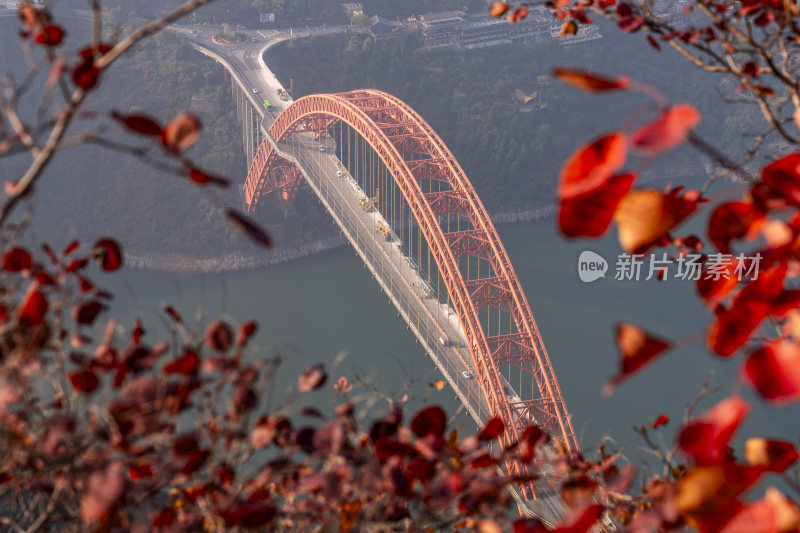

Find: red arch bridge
<box><xmin>242</xmin><ymin>89</ymin><xmax>579</xmax><ymax>523</ymax></box>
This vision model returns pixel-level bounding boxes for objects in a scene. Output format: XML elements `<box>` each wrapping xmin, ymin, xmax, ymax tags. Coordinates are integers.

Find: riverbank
<box><xmin>123</xmin><ymin>204</ymin><xmax>559</xmax><ymax>273</ymax></box>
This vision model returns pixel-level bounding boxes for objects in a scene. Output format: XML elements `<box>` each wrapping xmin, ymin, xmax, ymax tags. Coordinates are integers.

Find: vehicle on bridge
<box><xmin>277</xmin><ymin>88</ymin><xmax>290</xmax><ymax>101</ymax></box>
<box><xmin>252</xmin><ymin>87</ymin><xmax>259</xmax><ymax>94</ymax></box>
<box><xmin>462</xmin><ymin>371</ymin><xmax>472</xmax><ymax>379</ymax></box>
<box><xmin>376</xmin><ymin>221</ymin><xmax>391</xmax><ymax>241</ymax></box>
<box><xmin>262</xmin><ymin>99</ymin><xmax>272</xmax><ymax>111</ymax></box>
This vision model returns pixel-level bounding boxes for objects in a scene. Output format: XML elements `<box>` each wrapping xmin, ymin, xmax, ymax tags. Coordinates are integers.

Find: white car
<box><xmin>462</xmin><ymin>371</ymin><xmax>472</xmax><ymax>379</ymax></box>
<box><xmin>252</xmin><ymin>88</ymin><xmax>259</xmax><ymax>94</ymax></box>
<box><xmin>336</xmin><ymin>170</ymin><xmax>343</xmax><ymax>177</ymax></box>
<box><xmin>319</xmin><ymin>147</ymin><xmax>326</xmax><ymax>153</ymax></box>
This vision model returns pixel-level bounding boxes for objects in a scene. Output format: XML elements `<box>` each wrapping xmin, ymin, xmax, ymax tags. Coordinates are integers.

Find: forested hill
<box><xmin>97</xmin><ymin>0</ymin><xmax>486</xmax><ymax>27</ymax></box>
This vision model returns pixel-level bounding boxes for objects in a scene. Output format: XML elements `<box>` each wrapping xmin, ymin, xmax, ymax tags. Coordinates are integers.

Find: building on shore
<box><xmin>417</xmin><ymin>7</ymin><xmax>601</xmax><ymax>50</ymax></box>
<box><xmin>369</xmin><ymin>15</ymin><xmax>403</xmax><ymax>41</ymax></box>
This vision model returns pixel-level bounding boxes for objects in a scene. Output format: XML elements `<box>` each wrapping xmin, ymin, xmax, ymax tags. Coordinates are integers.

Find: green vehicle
<box><xmin>262</xmin><ymin>99</ymin><xmax>272</xmax><ymax>111</ymax></box>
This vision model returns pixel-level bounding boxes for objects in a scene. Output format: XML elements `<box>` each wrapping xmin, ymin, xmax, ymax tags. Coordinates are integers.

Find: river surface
<box><xmin>100</xmin><ymin>216</ymin><xmax>797</xmax><ymax>469</ymax></box>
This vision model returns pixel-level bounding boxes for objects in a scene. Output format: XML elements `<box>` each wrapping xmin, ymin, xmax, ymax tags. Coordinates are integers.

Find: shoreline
<box><xmin>124</xmin><ymin>204</ymin><xmax>558</xmax><ymax>273</ymax></box>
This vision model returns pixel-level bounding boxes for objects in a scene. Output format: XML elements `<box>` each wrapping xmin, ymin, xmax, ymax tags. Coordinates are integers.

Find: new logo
<box><xmin>578</xmin><ymin>251</ymin><xmax>608</xmax><ymax>283</ymax></box>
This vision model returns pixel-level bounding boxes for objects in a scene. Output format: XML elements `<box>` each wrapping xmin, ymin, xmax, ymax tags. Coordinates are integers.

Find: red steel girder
<box><xmin>424</xmin><ymin>189</ymin><xmax>469</xmax><ymax>217</ymax></box>
<box><xmin>487</xmin><ymin>333</ymin><xmax>535</xmax><ymax>367</ymax></box>
<box><xmin>242</xmin><ymin>90</ymin><xmax>580</xmax><ymax>501</ymax></box>
<box><xmin>387</xmin><ymin>133</ymin><xmax>434</xmax><ymax>155</ymax></box>
<box><xmin>464</xmin><ymin>276</ymin><xmax>513</xmax><ymax>311</ymax></box>
<box><xmin>444</xmin><ymin>229</ymin><xmax>491</xmax><ymax>260</ymax></box>
<box><xmin>406</xmin><ymin>157</ymin><xmax>450</xmax><ymax>182</ymax></box>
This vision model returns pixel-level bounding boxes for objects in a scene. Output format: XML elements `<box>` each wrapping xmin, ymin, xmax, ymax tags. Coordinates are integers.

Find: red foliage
<box><xmin>559</xmin><ymin>173</ymin><xmax>635</xmax><ymax>238</ymax></box>
<box><xmin>678</xmin><ymin>396</ymin><xmax>750</xmax><ymax>465</ymax></box>
<box><xmin>164</xmin><ymin>350</ymin><xmax>200</xmax><ymax>376</ymax></box>
<box><xmin>110</xmin><ymin>111</ymin><xmax>163</xmax><ymax>136</ymax></box>
<box><xmin>553</xmin><ymin>68</ymin><xmax>630</xmax><ymax>92</ymax></box>
<box><xmin>69</xmin><ymin>369</ymin><xmax>100</xmax><ymax>394</ymax></box>
<box><xmin>205</xmin><ymin>320</ymin><xmax>233</xmax><ymax>351</ymax></box>
<box><xmin>558</xmin><ymin>132</ymin><xmax>627</xmax><ymax>199</ymax></box>
<box><xmin>34</xmin><ymin>24</ymin><xmax>64</xmax><ymax>46</ymax></box>
<box><xmin>478</xmin><ymin>417</ymin><xmax>505</xmax><ymax>441</ymax></box>
<box><xmin>226</xmin><ymin>209</ymin><xmax>273</xmax><ymax>249</ymax></box>
<box><xmin>607</xmin><ymin>323</ymin><xmax>671</xmax><ymax>391</ymax></box>
<box><xmin>630</xmin><ymin>104</ymin><xmax>701</xmax><ymax>154</ymax></box>
<box><xmin>93</xmin><ymin>238</ymin><xmax>122</xmax><ymax>271</ymax></box>
<box><xmin>410</xmin><ymin>405</ymin><xmax>447</xmax><ymax>438</ymax></box>
<box><xmin>298</xmin><ymin>363</ymin><xmax>327</xmax><ymax>392</ymax></box>
<box><xmin>743</xmin><ymin>340</ymin><xmax>800</xmax><ymax>404</ymax></box>
<box><xmin>18</xmin><ymin>284</ymin><xmax>48</xmax><ymax>326</ymax></box>
<box><xmin>2</xmin><ymin>247</ymin><xmax>32</xmax><ymax>272</ymax></box>
<box><xmin>161</xmin><ymin>112</ymin><xmax>201</xmax><ymax>153</ymax></box>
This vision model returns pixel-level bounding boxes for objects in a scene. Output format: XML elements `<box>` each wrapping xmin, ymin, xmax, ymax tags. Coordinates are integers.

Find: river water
<box><xmin>101</xmin><ymin>215</ymin><xmax>797</xmax><ymax>469</ymax></box>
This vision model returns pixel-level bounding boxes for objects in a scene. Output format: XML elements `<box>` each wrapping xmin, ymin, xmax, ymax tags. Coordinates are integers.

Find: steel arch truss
<box><xmin>243</xmin><ymin>89</ymin><xmax>579</xmax><ymax>496</ymax></box>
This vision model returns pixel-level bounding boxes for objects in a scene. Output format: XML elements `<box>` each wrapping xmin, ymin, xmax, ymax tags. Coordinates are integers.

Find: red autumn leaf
<box><xmin>226</xmin><ymin>209</ymin><xmax>273</xmax><ymax>249</ymax></box>
<box><xmin>151</xmin><ymin>508</ymin><xmax>176</xmax><ymax>527</ymax></box>
<box><xmin>489</xmin><ymin>2</ymin><xmax>510</xmax><ymax>17</ymax></box>
<box><xmin>478</xmin><ymin>416</ymin><xmax>505</xmax><ymax>441</ymax></box>
<box><xmin>558</xmin><ymin>132</ymin><xmax>627</xmax><ymax>199</ymax></box>
<box><xmin>65</xmin><ymin>258</ymin><xmax>88</xmax><ymax>272</ymax></box>
<box><xmin>559</xmin><ymin>173</ymin><xmax>635</xmax><ymax>238</ymax></box>
<box><xmin>69</xmin><ymin>369</ymin><xmax>100</xmax><ymax>394</ymax></box>
<box><xmin>614</xmin><ymin>188</ymin><xmax>703</xmax><ymax>253</ymax></box>
<box><xmin>410</xmin><ymin>405</ymin><xmax>447</xmax><ymax>438</ymax></box>
<box><xmin>62</xmin><ymin>240</ymin><xmax>80</xmax><ymax>256</ymax></box>
<box><xmin>237</xmin><ymin>320</ymin><xmax>258</xmax><ymax>346</ymax></box>
<box><xmin>72</xmin><ymin>58</ymin><xmax>100</xmax><ymax>91</ymax></box>
<box><xmin>128</xmin><ymin>463</ymin><xmax>153</xmax><ymax>480</ymax></box>
<box><xmin>132</xmin><ymin>317</ymin><xmax>145</xmax><ymax>344</ymax></box>
<box><xmin>19</xmin><ymin>285</ymin><xmax>48</xmax><ymax>326</ymax></box>
<box><xmin>707</xmin><ymin>201</ymin><xmax>765</xmax><ymax>254</ymax></box>
<box><xmin>743</xmin><ymin>340</ymin><xmax>800</xmax><ymax>404</ymax></box>
<box><xmin>745</xmin><ymin>438</ymin><xmax>799</xmax><ymax>472</ymax></box>
<box><xmin>164</xmin><ymin>305</ymin><xmax>182</xmax><ymax>324</ymax></box>
<box><xmin>2</xmin><ymin>247</ymin><xmax>32</xmax><ymax>272</ymax></box>
<box><xmin>718</xmin><ymin>488</ymin><xmax>800</xmax><ymax>533</ymax></box>
<box><xmin>297</xmin><ymin>363</ymin><xmax>327</xmax><ymax>392</ymax></box>
<box><xmin>219</xmin><ymin>502</ymin><xmax>276</xmax><ymax>528</ymax></box>
<box><xmin>630</xmin><ymin>104</ymin><xmax>701</xmax><ymax>155</ymax></box>
<box><xmin>646</xmin><ymin>34</ymin><xmax>661</xmax><ymax>51</ymax></box>
<box><xmin>553</xmin><ymin>504</ymin><xmax>604</xmax><ymax>533</ymax></box>
<box><xmin>161</xmin><ymin>112</ymin><xmax>201</xmax><ymax>153</ymax></box>
<box><xmin>678</xmin><ymin>396</ymin><xmax>750</xmax><ymax>464</ymax></box>
<box><xmin>72</xmin><ymin>300</ymin><xmax>105</xmax><ymax>326</ymax></box>
<box><xmin>374</xmin><ymin>437</ymin><xmax>418</xmax><ymax>460</ymax></box>
<box><xmin>164</xmin><ymin>350</ymin><xmax>200</xmax><ymax>376</ymax></box>
<box><xmin>742</xmin><ymin>61</ymin><xmax>761</xmax><ymax>78</ymax></box>
<box><xmin>761</xmin><ymin>153</ymin><xmax>800</xmax><ymax>205</ymax></box>
<box><xmin>92</xmin><ymin>238</ymin><xmax>122</xmax><ymax>271</ymax></box>
<box><xmin>708</xmin><ymin>300</ymin><xmax>771</xmax><ymax>356</ymax></box>
<box><xmin>35</xmin><ymin>24</ymin><xmax>64</xmax><ymax>46</ymax></box>
<box><xmin>110</xmin><ymin>111</ymin><xmax>163</xmax><ymax>137</ymax></box>
<box><xmin>18</xmin><ymin>3</ymin><xmax>43</xmax><ymax>30</ymax></box>
<box><xmin>205</xmin><ymin>320</ymin><xmax>233</xmax><ymax>351</ymax></box>
<box><xmin>559</xmin><ymin>20</ymin><xmax>578</xmax><ymax>37</ymax></box>
<box><xmin>508</xmin><ymin>7</ymin><xmax>529</xmax><ymax>23</ymax></box>
<box><xmin>552</xmin><ymin>68</ymin><xmax>630</xmax><ymax>92</ymax></box>
<box><xmin>696</xmin><ymin>260</ymin><xmax>738</xmax><ymax>309</ymax></box>
<box><xmin>517</xmin><ymin>425</ymin><xmax>548</xmax><ymax>462</ymax></box>
<box><xmin>618</xmin><ymin>15</ymin><xmax>645</xmax><ymax>32</ymax></box>
<box><xmin>676</xmin><ymin>462</ymin><xmax>764</xmax><ymax>531</ymax></box>
<box><xmin>188</xmin><ymin>168</ymin><xmax>230</xmax><ymax>187</ymax></box>
<box><xmin>652</xmin><ymin>414</ymin><xmax>669</xmax><ymax>428</ymax></box>
<box><xmin>606</xmin><ymin>323</ymin><xmax>671</xmax><ymax>391</ymax></box>
<box><xmin>469</xmin><ymin>452</ymin><xmax>498</xmax><ymax>469</ymax></box>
